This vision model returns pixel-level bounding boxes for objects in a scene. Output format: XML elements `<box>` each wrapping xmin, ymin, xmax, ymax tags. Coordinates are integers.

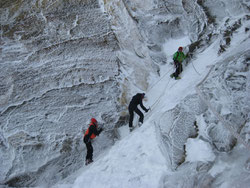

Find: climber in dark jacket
<box><xmin>84</xmin><ymin>118</ymin><xmax>103</xmax><ymax>165</ymax></box>
<box><xmin>128</xmin><ymin>93</ymin><xmax>149</xmax><ymax>132</ymax></box>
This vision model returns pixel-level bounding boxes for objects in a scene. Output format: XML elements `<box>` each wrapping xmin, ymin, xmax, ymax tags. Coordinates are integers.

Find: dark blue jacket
<box><xmin>129</xmin><ymin>93</ymin><xmax>147</xmax><ymax>111</ymax></box>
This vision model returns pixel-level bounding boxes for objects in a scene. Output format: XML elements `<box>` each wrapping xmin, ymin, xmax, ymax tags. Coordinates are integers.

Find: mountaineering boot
<box><xmin>129</xmin><ymin>127</ymin><xmax>134</xmax><ymax>132</ymax></box>
<box><xmin>175</xmin><ymin>76</ymin><xmax>181</xmax><ymax>80</ymax></box>
<box><xmin>85</xmin><ymin>159</ymin><xmax>89</xmax><ymax>165</ymax></box>
<box><xmin>170</xmin><ymin>73</ymin><xmax>174</xmax><ymax>78</ymax></box>
<box><xmin>138</xmin><ymin>122</ymin><xmax>142</xmax><ymax>127</ymax></box>
<box><xmin>85</xmin><ymin>159</ymin><xmax>93</xmax><ymax>165</ymax></box>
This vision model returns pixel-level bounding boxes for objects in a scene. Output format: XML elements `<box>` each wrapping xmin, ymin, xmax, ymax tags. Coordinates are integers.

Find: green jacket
<box><xmin>173</xmin><ymin>51</ymin><xmax>186</xmax><ymax>63</ymax></box>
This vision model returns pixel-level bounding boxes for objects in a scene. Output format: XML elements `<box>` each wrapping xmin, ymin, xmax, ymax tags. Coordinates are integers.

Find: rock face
<box><xmin>159</xmin><ymin>94</ymin><xmax>207</xmax><ymax>169</ymax></box>
<box><xmin>0</xmin><ymin>0</ymin><xmax>121</xmax><ymax>186</ymax></box>
<box><xmin>200</xmin><ymin>52</ymin><xmax>250</xmax><ymax>152</ymax></box>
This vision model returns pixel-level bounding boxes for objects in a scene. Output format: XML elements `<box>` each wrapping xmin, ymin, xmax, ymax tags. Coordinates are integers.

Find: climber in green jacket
<box><xmin>170</xmin><ymin>47</ymin><xmax>186</xmax><ymax>80</ymax></box>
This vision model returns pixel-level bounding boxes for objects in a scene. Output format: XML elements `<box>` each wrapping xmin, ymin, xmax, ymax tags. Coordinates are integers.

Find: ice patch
<box><xmin>117</xmin><ymin>125</ymin><xmax>130</xmax><ymax>139</ymax></box>
<box><xmin>209</xmin><ymin>160</ymin><xmax>228</xmax><ymax>177</ymax></box>
<box><xmin>185</xmin><ymin>138</ymin><xmax>216</xmax><ymax>163</ymax></box>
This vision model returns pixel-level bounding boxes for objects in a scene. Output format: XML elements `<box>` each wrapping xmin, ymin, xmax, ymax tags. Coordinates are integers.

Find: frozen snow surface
<box><xmin>186</xmin><ymin>138</ymin><xmax>216</xmax><ymax>163</ymax></box>
<box><xmin>1</xmin><ymin>0</ymin><xmax>250</xmax><ymax>187</ymax></box>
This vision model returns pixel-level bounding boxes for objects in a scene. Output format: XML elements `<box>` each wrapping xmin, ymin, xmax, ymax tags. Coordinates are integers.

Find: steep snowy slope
<box><xmin>54</xmin><ymin>13</ymin><xmax>250</xmax><ymax>187</ymax></box>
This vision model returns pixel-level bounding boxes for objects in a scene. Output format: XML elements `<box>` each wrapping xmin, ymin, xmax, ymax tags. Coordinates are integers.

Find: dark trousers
<box><xmin>84</xmin><ymin>141</ymin><xmax>93</xmax><ymax>161</ymax></box>
<box><xmin>173</xmin><ymin>61</ymin><xmax>183</xmax><ymax>78</ymax></box>
<box><xmin>128</xmin><ymin>105</ymin><xmax>144</xmax><ymax>127</ymax></box>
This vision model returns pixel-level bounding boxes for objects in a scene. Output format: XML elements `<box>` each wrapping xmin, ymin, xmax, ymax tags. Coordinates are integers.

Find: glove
<box><xmin>99</xmin><ymin>127</ymin><xmax>103</xmax><ymax>133</ymax></box>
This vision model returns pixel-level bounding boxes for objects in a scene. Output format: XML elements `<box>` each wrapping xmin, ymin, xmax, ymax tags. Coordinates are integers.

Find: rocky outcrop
<box><xmin>200</xmin><ymin>51</ymin><xmax>250</xmax><ymax>152</ymax></box>
<box><xmin>0</xmin><ymin>0</ymin><xmax>120</xmax><ymax>186</ymax></box>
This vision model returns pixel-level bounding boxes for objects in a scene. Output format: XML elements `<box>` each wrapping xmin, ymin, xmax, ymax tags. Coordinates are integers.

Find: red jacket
<box><xmin>84</xmin><ymin>122</ymin><xmax>102</xmax><ymax>142</ymax></box>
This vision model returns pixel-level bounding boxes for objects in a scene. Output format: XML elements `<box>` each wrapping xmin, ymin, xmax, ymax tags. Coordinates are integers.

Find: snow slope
<box><xmin>54</xmin><ymin>23</ymin><xmax>250</xmax><ymax>188</ymax></box>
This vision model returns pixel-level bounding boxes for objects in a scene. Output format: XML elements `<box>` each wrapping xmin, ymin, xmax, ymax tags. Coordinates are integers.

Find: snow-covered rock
<box><xmin>0</xmin><ymin>0</ymin><xmax>120</xmax><ymax>186</ymax></box>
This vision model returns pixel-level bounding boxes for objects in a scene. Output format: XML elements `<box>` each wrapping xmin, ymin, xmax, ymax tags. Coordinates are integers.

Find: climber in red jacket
<box><xmin>84</xmin><ymin>118</ymin><xmax>103</xmax><ymax>165</ymax></box>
